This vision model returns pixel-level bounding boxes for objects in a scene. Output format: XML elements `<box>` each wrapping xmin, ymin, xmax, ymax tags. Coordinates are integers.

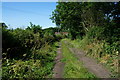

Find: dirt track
<box><xmin>69</xmin><ymin>48</ymin><xmax>112</xmax><ymax>78</ymax></box>
<box><xmin>52</xmin><ymin>43</ymin><xmax>65</xmax><ymax>78</ymax></box>
<box><xmin>52</xmin><ymin>41</ymin><xmax>115</xmax><ymax>79</ymax></box>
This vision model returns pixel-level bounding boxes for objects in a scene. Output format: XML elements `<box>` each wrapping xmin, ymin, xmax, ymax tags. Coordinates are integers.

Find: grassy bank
<box><xmin>61</xmin><ymin>39</ymin><xmax>96</xmax><ymax>78</ymax></box>
<box><xmin>67</xmin><ymin>38</ymin><xmax>119</xmax><ymax>78</ymax></box>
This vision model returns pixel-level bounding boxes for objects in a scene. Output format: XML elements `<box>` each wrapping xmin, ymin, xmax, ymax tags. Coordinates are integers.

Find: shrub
<box><xmin>86</xmin><ymin>26</ymin><xmax>105</xmax><ymax>42</ymax></box>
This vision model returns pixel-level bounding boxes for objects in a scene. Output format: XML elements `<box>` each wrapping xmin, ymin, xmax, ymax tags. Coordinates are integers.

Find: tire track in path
<box><xmin>69</xmin><ymin>48</ymin><xmax>112</xmax><ymax>78</ymax></box>
<box><xmin>52</xmin><ymin>43</ymin><xmax>65</xmax><ymax>78</ymax></box>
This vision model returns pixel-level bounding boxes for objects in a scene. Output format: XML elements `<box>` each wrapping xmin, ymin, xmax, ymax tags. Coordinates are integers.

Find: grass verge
<box><xmin>68</xmin><ymin>38</ymin><xmax>119</xmax><ymax>78</ymax></box>
<box><xmin>61</xmin><ymin>39</ymin><xmax>96</xmax><ymax>78</ymax></box>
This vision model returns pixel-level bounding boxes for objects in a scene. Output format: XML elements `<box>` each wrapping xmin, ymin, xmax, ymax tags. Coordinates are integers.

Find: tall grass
<box><xmin>68</xmin><ymin>38</ymin><xmax>119</xmax><ymax>78</ymax></box>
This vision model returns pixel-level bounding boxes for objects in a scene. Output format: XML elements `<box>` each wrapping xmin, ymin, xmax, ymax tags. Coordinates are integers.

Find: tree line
<box><xmin>51</xmin><ymin>2</ymin><xmax>120</xmax><ymax>43</ymax></box>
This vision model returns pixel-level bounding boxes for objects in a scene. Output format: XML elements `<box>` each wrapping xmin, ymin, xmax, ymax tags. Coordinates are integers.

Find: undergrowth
<box><xmin>68</xmin><ymin>38</ymin><xmax>119</xmax><ymax>78</ymax></box>
<box><xmin>2</xmin><ymin>42</ymin><xmax>58</xmax><ymax>79</ymax></box>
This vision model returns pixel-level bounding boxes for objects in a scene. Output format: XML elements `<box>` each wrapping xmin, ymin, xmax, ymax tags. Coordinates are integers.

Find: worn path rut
<box><xmin>69</xmin><ymin>48</ymin><xmax>112</xmax><ymax>78</ymax></box>
<box><xmin>52</xmin><ymin>41</ymin><xmax>118</xmax><ymax>79</ymax></box>
<box><xmin>52</xmin><ymin>43</ymin><xmax>65</xmax><ymax>78</ymax></box>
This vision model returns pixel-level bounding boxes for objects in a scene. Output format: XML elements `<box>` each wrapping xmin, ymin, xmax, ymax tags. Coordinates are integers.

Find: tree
<box><xmin>51</xmin><ymin>2</ymin><xmax>120</xmax><ymax>40</ymax></box>
<box><xmin>51</xmin><ymin>2</ymin><xmax>84</xmax><ymax>39</ymax></box>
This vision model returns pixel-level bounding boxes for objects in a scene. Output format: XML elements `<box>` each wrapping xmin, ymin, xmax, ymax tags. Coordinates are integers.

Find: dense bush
<box><xmin>2</xmin><ymin>60</ymin><xmax>54</xmax><ymax>79</ymax></box>
<box><xmin>2</xmin><ymin>23</ymin><xmax>63</xmax><ymax>79</ymax></box>
<box><xmin>86</xmin><ymin>26</ymin><xmax>104</xmax><ymax>42</ymax></box>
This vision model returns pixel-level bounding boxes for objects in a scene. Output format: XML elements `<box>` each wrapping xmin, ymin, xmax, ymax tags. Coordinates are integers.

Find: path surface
<box><xmin>52</xmin><ymin>43</ymin><xmax>65</xmax><ymax>78</ymax></box>
<box><xmin>69</xmin><ymin>48</ymin><xmax>112</xmax><ymax>78</ymax></box>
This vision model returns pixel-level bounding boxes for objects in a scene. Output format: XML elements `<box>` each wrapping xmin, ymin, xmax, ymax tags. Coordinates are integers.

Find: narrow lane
<box><xmin>69</xmin><ymin>48</ymin><xmax>112</xmax><ymax>78</ymax></box>
<box><xmin>52</xmin><ymin>43</ymin><xmax>65</xmax><ymax>78</ymax></box>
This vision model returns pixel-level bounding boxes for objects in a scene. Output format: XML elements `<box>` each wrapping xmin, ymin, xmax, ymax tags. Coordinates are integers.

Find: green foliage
<box><xmin>2</xmin><ymin>59</ymin><xmax>54</xmax><ymax>79</ymax></box>
<box><xmin>86</xmin><ymin>26</ymin><xmax>105</xmax><ymax>42</ymax></box>
<box><xmin>2</xmin><ymin>28</ymin><xmax>26</xmax><ymax>59</ymax></box>
<box><xmin>51</xmin><ymin>2</ymin><xmax>120</xmax><ymax>40</ymax></box>
<box><xmin>50</xmin><ymin>2</ymin><xmax>120</xmax><ymax>78</ymax></box>
<box><xmin>68</xmin><ymin>38</ymin><xmax>119</xmax><ymax>78</ymax></box>
<box><xmin>2</xmin><ymin>22</ymin><xmax>63</xmax><ymax>79</ymax></box>
<box><xmin>51</xmin><ymin>2</ymin><xmax>83</xmax><ymax>39</ymax></box>
<box><xmin>61</xmin><ymin>39</ymin><xmax>96</xmax><ymax>78</ymax></box>
<box><xmin>103</xmin><ymin>24</ymin><xmax>120</xmax><ymax>44</ymax></box>
<box><xmin>3</xmin><ymin>44</ymin><xmax>56</xmax><ymax>78</ymax></box>
<box><xmin>2</xmin><ymin>2</ymin><xmax>120</xmax><ymax>78</ymax></box>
